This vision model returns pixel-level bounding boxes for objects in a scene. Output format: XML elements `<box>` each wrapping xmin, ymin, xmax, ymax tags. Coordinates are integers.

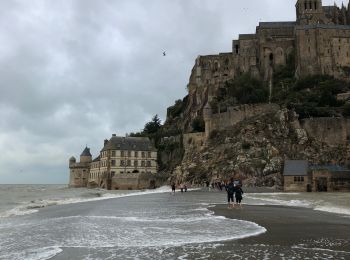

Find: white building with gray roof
<box><xmin>69</xmin><ymin>134</ymin><xmax>158</xmax><ymax>190</ymax></box>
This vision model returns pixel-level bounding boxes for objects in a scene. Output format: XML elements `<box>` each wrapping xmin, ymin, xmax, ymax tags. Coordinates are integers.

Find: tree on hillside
<box><xmin>226</xmin><ymin>73</ymin><xmax>269</xmax><ymax>104</ymax></box>
<box><xmin>143</xmin><ymin>114</ymin><xmax>162</xmax><ymax>134</ymax></box>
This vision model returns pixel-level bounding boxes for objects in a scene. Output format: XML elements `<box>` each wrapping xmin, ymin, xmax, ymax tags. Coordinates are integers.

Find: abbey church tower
<box><xmin>296</xmin><ymin>0</ymin><xmax>329</xmax><ymax>25</ymax></box>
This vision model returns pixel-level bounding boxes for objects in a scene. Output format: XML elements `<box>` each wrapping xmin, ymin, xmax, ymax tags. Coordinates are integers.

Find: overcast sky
<box><xmin>0</xmin><ymin>0</ymin><xmax>345</xmax><ymax>184</ymax></box>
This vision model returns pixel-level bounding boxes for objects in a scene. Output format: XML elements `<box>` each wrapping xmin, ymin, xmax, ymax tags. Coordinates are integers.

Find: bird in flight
<box><xmin>163</xmin><ymin>51</ymin><xmax>166</xmax><ymax>56</ymax></box>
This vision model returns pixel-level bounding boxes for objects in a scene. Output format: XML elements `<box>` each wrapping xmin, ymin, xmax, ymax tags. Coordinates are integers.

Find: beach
<box><xmin>213</xmin><ymin>204</ymin><xmax>350</xmax><ymax>250</ymax></box>
<box><xmin>1</xmin><ymin>185</ymin><xmax>350</xmax><ymax>259</ymax></box>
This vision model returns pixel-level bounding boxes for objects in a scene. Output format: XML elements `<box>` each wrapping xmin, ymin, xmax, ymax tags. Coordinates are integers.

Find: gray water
<box><xmin>0</xmin><ymin>185</ymin><xmax>350</xmax><ymax>259</ymax></box>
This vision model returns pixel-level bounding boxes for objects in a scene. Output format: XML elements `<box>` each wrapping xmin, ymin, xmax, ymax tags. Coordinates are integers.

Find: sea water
<box><xmin>0</xmin><ymin>185</ymin><xmax>349</xmax><ymax>260</ymax></box>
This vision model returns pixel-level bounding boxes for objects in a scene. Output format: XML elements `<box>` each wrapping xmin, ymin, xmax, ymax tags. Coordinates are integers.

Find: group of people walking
<box><xmin>171</xmin><ymin>179</ymin><xmax>244</xmax><ymax>210</ymax></box>
<box><xmin>171</xmin><ymin>183</ymin><xmax>187</xmax><ymax>194</ymax></box>
<box><xmin>225</xmin><ymin>178</ymin><xmax>244</xmax><ymax>209</ymax></box>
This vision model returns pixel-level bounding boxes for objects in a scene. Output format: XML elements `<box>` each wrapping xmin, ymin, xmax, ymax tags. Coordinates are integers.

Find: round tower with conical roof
<box><xmin>69</xmin><ymin>156</ymin><xmax>76</xmax><ymax>166</ymax></box>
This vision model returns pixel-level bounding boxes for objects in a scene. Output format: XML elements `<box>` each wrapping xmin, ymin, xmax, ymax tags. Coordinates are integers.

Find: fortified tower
<box><xmin>68</xmin><ymin>147</ymin><xmax>92</xmax><ymax>188</ymax></box>
<box><xmin>80</xmin><ymin>147</ymin><xmax>92</xmax><ymax>163</ymax></box>
<box><xmin>296</xmin><ymin>0</ymin><xmax>329</xmax><ymax>24</ymax></box>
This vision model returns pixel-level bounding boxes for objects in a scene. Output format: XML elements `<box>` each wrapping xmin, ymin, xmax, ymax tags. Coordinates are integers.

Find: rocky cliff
<box><xmin>160</xmin><ymin>105</ymin><xmax>350</xmax><ymax>189</ymax></box>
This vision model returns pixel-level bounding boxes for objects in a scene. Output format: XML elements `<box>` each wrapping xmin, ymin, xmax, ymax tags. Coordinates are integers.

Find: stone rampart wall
<box><xmin>301</xmin><ymin>118</ymin><xmax>350</xmax><ymax>145</ymax></box>
<box><xmin>207</xmin><ymin>103</ymin><xmax>280</xmax><ymax>134</ymax></box>
<box><xmin>111</xmin><ymin>173</ymin><xmax>167</xmax><ymax>190</ymax></box>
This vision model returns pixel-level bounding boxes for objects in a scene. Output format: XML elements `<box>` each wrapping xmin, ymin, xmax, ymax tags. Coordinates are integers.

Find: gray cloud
<box><xmin>0</xmin><ymin>0</ymin><xmax>346</xmax><ymax>183</ymax></box>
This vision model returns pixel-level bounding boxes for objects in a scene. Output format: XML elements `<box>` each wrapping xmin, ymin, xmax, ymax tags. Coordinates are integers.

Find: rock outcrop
<box><xmin>165</xmin><ymin>108</ymin><xmax>350</xmax><ymax>189</ymax></box>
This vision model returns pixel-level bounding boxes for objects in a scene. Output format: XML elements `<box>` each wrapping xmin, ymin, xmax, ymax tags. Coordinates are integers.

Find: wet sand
<box><xmin>213</xmin><ymin>204</ymin><xmax>350</xmax><ymax>252</ymax></box>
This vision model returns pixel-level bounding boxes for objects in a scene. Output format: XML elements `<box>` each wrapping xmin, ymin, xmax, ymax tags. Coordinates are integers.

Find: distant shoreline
<box><xmin>212</xmin><ymin>204</ymin><xmax>350</xmax><ymax>251</ymax></box>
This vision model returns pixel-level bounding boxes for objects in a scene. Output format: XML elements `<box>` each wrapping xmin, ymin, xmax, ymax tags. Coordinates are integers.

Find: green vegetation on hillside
<box><xmin>273</xmin><ymin>74</ymin><xmax>348</xmax><ymax>118</ymax></box>
<box><xmin>210</xmin><ymin>73</ymin><xmax>269</xmax><ymax>113</ymax></box>
<box><xmin>210</xmin><ymin>52</ymin><xmax>350</xmax><ymax>119</ymax></box>
<box><xmin>167</xmin><ymin>95</ymin><xmax>188</xmax><ymax>119</ymax></box>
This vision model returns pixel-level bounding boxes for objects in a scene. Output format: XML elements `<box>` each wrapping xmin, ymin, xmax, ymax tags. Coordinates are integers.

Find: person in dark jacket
<box><xmin>225</xmin><ymin>178</ymin><xmax>235</xmax><ymax>209</ymax></box>
<box><xmin>235</xmin><ymin>186</ymin><xmax>244</xmax><ymax>208</ymax></box>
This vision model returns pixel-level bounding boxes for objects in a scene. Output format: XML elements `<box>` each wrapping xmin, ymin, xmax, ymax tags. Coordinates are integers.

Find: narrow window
<box><xmin>111</xmin><ymin>151</ymin><xmax>116</xmax><ymax>157</ymax></box>
<box><xmin>135</xmin><ymin>151</ymin><xmax>138</xmax><ymax>158</ymax></box>
<box><xmin>127</xmin><ymin>160</ymin><xmax>131</xmax><ymax>166</ymax></box>
<box><xmin>111</xmin><ymin>160</ymin><xmax>116</xmax><ymax>166</ymax></box>
<box><xmin>147</xmin><ymin>161</ymin><xmax>151</xmax><ymax>167</ymax></box>
<box><xmin>134</xmin><ymin>160</ymin><xmax>138</xmax><ymax>167</ymax></box>
<box><xmin>128</xmin><ymin>151</ymin><xmax>131</xmax><ymax>157</ymax></box>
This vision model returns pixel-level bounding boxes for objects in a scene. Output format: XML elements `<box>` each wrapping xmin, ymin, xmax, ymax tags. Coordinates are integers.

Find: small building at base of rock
<box><xmin>283</xmin><ymin>160</ymin><xmax>350</xmax><ymax>192</ymax></box>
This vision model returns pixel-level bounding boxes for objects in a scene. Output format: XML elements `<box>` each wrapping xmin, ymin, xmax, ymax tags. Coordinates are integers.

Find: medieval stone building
<box><xmin>186</xmin><ymin>0</ymin><xmax>350</xmax><ymax>126</ymax></box>
<box><xmin>68</xmin><ymin>147</ymin><xmax>92</xmax><ymax>188</ymax></box>
<box><xmin>283</xmin><ymin>160</ymin><xmax>350</xmax><ymax>192</ymax></box>
<box><xmin>69</xmin><ymin>135</ymin><xmax>159</xmax><ymax>190</ymax></box>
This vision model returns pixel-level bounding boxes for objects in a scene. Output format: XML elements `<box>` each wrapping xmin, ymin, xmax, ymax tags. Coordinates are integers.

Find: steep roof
<box><xmin>283</xmin><ymin>160</ymin><xmax>309</xmax><ymax>176</ymax></box>
<box><xmin>92</xmin><ymin>155</ymin><xmax>100</xmax><ymax>162</ymax></box>
<box><xmin>101</xmin><ymin>136</ymin><xmax>156</xmax><ymax>152</ymax></box>
<box><xmin>80</xmin><ymin>147</ymin><xmax>92</xmax><ymax>157</ymax></box>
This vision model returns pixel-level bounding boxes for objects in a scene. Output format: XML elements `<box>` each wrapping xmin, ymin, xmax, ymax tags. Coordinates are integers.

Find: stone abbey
<box><xmin>188</xmin><ymin>0</ymin><xmax>350</xmax><ymax>104</ymax></box>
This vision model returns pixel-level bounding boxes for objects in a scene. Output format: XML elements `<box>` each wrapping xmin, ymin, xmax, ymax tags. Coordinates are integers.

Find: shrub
<box><xmin>225</xmin><ymin>73</ymin><xmax>269</xmax><ymax>104</ymax></box>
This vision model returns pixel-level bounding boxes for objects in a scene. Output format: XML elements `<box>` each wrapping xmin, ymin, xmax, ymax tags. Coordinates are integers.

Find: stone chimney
<box><xmin>104</xmin><ymin>139</ymin><xmax>109</xmax><ymax>146</ymax></box>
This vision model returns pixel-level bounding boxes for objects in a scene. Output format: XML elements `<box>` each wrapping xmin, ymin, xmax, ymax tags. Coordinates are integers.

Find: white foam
<box><xmin>0</xmin><ymin>246</ymin><xmax>63</xmax><ymax>260</ymax></box>
<box><xmin>0</xmin><ymin>207</ymin><xmax>39</xmax><ymax>218</ymax></box>
<box><xmin>0</xmin><ymin>186</ymin><xmax>175</xmax><ymax>218</ymax></box>
<box><xmin>314</xmin><ymin>206</ymin><xmax>350</xmax><ymax>216</ymax></box>
<box><xmin>245</xmin><ymin>193</ymin><xmax>350</xmax><ymax>216</ymax></box>
<box><xmin>245</xmin><ymin>195</ymin><xmax>313</xmax><ymax>208</ymax></box>
<box><xmin>292</xmin><ymin>245</ymin><xmax>350</xmax><ymax>254</ymax></box>
<box><xmin>83</xmin><ymin>215</ymin><xmax>227</xmax><ymax>223</ymax></box>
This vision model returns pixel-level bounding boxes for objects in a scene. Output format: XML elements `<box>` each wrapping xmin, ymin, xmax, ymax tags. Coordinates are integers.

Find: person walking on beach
<box><xmin>171</xmin><ymin>183</ymin><xmax>176</xmax><ymax>194</ymax></box>
<box><xmin>235</xmin><ymin>185</ymin><xmax>244</xmax><ymax>208</ymax></box>
<box><xmin>225</xmin><ymin>178</ymin><xmax>235</xmax><ymax>209</ymax></box>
